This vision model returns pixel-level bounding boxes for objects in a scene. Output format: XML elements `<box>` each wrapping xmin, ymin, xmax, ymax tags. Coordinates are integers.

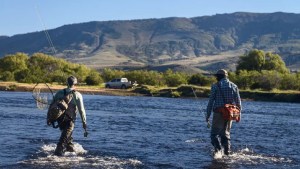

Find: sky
<box><xmin>1</xmin><ymin>0</ymin><xmax>300</xmax><ymax>36</ymax></box>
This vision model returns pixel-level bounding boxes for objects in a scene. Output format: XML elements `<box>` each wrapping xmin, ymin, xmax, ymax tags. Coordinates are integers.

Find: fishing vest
<box><xmin>64</xmin><ymin>92</ymin><xmax>78</xmax><ymax>121</ymax></box>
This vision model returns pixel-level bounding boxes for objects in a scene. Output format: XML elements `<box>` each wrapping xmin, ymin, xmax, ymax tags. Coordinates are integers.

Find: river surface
<box><xmin>0</xmin><ymin>91</ymin><xmax>299</xmax><ymax>169</ymax></box>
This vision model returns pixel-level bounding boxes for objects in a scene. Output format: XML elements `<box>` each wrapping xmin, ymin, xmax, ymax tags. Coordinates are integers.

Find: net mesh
<box><xmin>32</xmin><ymin>83</ymin><xmax>53</xmax><ymax>110</ymax></box>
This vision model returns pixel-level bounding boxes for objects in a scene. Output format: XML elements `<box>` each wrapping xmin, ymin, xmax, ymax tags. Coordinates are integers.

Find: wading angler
<box><xmin>47</xmin><ymin>76</ymin><xmax>88</xmax><ymax>156</ymax></box>
<box><xmin>206</xmin><ymin>69</ymin><xmax>242</xmax><ymax>157</ymax></box>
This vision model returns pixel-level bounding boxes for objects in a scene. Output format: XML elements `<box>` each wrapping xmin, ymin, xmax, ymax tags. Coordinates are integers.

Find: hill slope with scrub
<box><xmin>1</xmin><ymin>12</ymin><xmax>300</xmax><ymax>72</ymax></box>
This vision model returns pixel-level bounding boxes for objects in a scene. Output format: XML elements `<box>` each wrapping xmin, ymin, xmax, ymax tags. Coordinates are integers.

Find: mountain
<box><xmin>1</xmin><ymin>12</ymin><xmax>300</xmax><ymax>72</ymax></box>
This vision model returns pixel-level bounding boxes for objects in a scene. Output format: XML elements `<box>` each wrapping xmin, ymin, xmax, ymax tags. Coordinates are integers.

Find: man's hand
<box><xmin>237</xmin><ymin>113</ymin><xmax>241</xmax><ymax>122</ymax></box>
<box><xmin>47</xmin><ymin>120</ymin><xmax>51</xmax><ymax>126</ymax></box>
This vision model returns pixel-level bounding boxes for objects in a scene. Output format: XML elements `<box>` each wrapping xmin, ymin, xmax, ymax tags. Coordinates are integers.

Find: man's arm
<box><xmin>234</xmin><ymin>86</ymin><xmax>242</xmax><ymax>111</ymax></box>
<box><xmin>76</xmin><ymin>92</ymin><xmax>87</xmax><ymax>129</ymax></box>
<box><xmin>206</xmin><ymin>84</ymin><xmax>216</xmax><ymax>120</ymax></box>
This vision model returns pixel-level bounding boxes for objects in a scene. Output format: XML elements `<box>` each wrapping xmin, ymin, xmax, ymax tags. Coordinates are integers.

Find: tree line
<box><xmin>0</xmin><ymin>53</ymin><xmax>102</xmax><ymax>85</ymax></box>
<box><xmin>0</xmin><ymin>50</ymin><xmax>299</xmax><ymax>91</ymax></box>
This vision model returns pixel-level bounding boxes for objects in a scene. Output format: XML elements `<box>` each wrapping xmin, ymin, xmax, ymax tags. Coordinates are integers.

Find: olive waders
<box><xmin>54</xmin><ymin>101</ymin><xmax>77</xmax><ymax>156</ymax></box>
<box><xmin>211</xmin><ymin>110</ymin><xmax>232</xmax><ymax>155</ymax></box>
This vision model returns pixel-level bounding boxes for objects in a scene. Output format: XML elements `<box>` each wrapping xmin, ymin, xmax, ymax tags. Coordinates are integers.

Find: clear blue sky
<box><xmin>1</xmin><ymin>0</ymin><xmax>299</xmax><ymax>36</ymax></box>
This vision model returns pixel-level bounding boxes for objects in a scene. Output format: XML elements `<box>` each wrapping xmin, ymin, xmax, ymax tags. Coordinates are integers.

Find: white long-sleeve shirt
<box><xmin>53</xmin><ymin>87</ymin><xmax>87</xmax><ymax>124</ymax></box>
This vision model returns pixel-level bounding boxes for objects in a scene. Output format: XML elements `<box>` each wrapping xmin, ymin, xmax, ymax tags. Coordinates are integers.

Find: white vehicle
<box><xmin>105</xmin><ymin>78</ymin><xmax>137</xmax><ymax>89</ymax></box>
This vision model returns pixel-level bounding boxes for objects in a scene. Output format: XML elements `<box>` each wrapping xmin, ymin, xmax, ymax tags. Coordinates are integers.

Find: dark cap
<box><xmin>67</xmin><ymin>76</ymin><xmax>77</xmax><ymax>86</ymax></box>
<box><xmin>214</xmin><ymin>69</ymin><xmax>228</xmax><ymax>76</ymax></box>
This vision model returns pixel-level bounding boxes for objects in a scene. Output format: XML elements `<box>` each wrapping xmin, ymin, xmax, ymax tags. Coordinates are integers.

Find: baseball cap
<box><xmin>214</xmin><ymin>69</ymin><xmax>228</xmax><ymax>76</ymax></box>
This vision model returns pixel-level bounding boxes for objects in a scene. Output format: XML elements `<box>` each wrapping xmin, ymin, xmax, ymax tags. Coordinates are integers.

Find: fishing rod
<box><xmin>191</xmin><ymin>86</ymin><xmax>211</xmax><ymax>128</ymax></box>
<box><xmin>35</xmin><ymin>4</ymin><xmax>56</xmax><ymax>54</ymax></box>
<box><xmin>33</xmin><ymin>3</ymin><xmax>89</xmax><ymax>137</ymax></box>
<box><xmin>31</xmin><ymin>4</ymin><xmax>57</xmax><ymax>110</ymax></box>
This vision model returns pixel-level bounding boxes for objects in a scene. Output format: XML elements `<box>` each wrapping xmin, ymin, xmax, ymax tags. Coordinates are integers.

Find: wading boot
<box><xmin>54</xmin><ymin>144</ymin><xmax>64</xmax><ymax>156</ymax></box>
<box><xmin>66</xmin><ymin>143</ymin><xmax>75</xmax><ymax>152</ymax></box>
<box><xmin>224</xmin><ymin>145</ymin><xmax>231</xmax><ymax>156</ymax></box>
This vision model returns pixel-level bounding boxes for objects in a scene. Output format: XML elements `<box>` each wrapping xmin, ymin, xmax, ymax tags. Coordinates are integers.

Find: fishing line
<box><xmin>191</xmin><ymin>86</ymin><xmax>211</xmax><ymax>128</ymax></box>
<box><xmin>32</xmin><ymin>1</ymin><xmax>89</xmax><ymax>138</ymax></box>
<box><xmin>31</xmin><ymin>2</ymin><xmax>58</xmax><ymax>110</ymax></box>
<box><xmin>35</xmin><ymin>4</ymin><xmax>56</xmax><ymax>54</ymax></box>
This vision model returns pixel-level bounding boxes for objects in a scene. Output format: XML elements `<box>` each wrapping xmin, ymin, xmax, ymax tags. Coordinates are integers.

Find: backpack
<box><xmin>47</xmin><ymin>89</ymin><xmax>74</xmax><ymax>128</ymax></box>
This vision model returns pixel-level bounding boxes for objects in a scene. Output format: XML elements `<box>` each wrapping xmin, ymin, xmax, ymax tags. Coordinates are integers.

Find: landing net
<box><xmin>32</xmin><ymin>83</ymin><xmax>54</xmax><ymax>110</ymax></box>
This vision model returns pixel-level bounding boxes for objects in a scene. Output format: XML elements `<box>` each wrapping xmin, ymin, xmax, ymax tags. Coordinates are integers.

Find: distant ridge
<box><xmin>1</xmin><ymin>12</ymin><xmax>300</xmax><ymax>72</ymax></box>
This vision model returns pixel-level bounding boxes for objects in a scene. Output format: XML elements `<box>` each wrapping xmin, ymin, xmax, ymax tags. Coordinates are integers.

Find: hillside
<box><xmin>1</xmin><ymin>12</ymin><xmax>300</xmax><ymax>72</ymax></box>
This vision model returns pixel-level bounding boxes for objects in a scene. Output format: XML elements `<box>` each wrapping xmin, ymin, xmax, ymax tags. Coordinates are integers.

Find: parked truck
<box><xmin>105</xmin><ymin>78</ymin><xmax>137</xmax><ymax>89</ymax></box>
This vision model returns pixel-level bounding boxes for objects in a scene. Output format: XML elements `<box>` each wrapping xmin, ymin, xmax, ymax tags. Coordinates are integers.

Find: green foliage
<box><xmin>237</xmin><ymin>49</ymin><xmax>265</xmax><ymax>71</ymax></box>
<box><xmin>264</xmin><ymin>52</ymin><xmax>289</xmax><ymax>73</ymax></box>
<box><xmin>233</xmin><ymin>49</ymin><xmax>296</xmax><ymax>90</ymax></box>
<box><xmin>279</xmin><ymin>73</ymin><xmax>300</xmax><ymax>90</ymax></box>
<box><xmin>85</xmin><ymin>71</ymin><xmax>103</xmax><ymax>85</ymax></box>
<box><xmin>0</xmin><ymin>52</ymin><xmax>29</xmax><ymax>73</ymax></box>
<box><xmin>1</xmin><ymin>51</ymin><xmax>299</xmax><ymax>91</ymax></box>
<box><xmin>0</xmin><ymin>53</ymin><xmax>97</xmax><ymax>84</ymax></box>
<box><xmin>164</xmin><ymin>69</ymin><xmax>188</xmax><ymax>87</ymax></box>
<box><xmin>0</xmin><ymin>71</ymin><xmax>15</xmax><ymax>81</ymax></box>
<box><xmin>237</xmin><ymin>49</ymin><xmax>289</xmax><ymax>74</ymax></box>
<box><xmin>256</xmin><ymin>70</ymin><xmax>282</xmax><ymax>90</ymax></box>
<box><xmin>231</xmin><ymin>70</ymin><xmax>260</xmax><ymax>90</ymax></box>
<box><xmin>101</xmin><ymin>68</ymin><xmax>125</xmax><ymax>82</ymax></box>
<box><xmin>188</xmin><ymin>73</ymin><xmax>215</xmax><ymax>86</ymax></box>
<box><xmin>231</xmin><ymin>69</ymin><xmax>300</xmax><ymax>91</ymax></box>
<box><xmin>125</xmin><ymin>70</ymin><xmax>164</xmax><ymax>86</ymax></box>
<box><xmin>101</xmin><ymin>68</ymin><xmax>192</xmax><ymax>87</ymax></box>
<box><xmin>170</xmin><ymin>90</ymin><xmax>181</xmax><ymax>98</ymax></box>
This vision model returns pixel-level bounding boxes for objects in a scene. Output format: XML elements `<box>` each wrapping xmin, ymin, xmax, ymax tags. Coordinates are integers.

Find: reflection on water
<box><xmin>0</xmin><ymin>91</ymin><xmax>299</xmax><ymax>169</ymax></box>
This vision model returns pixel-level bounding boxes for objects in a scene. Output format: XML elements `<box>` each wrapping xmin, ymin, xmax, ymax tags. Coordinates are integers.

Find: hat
<box><xmin>67</xmin><ymin>76</ymin><xmax>78</xmax><ymax>86</ymax></box>
<box><xmin>214</xmin><ymin>69</ymin><xmax>228</xmax><ymax>76</ymax></box>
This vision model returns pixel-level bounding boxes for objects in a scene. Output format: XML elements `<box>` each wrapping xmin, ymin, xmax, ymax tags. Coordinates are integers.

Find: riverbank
<box><xmin>0</xmin><ymin>82</ymin><xmax>142</xmax><ymax>96</ymax></box>
<box><xmin>0</xmin><ymin>82</ymin><xmax>299</xmax><ymax>103</ymax></box>
<box><xmin>134</xmin><ymin>85</ymin><xmax>300</xmax><ymax>103</ymax></box>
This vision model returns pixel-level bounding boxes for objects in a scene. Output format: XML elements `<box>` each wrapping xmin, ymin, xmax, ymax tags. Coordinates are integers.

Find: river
<box><xmin>0</xmin><ymin>91</ymin><xmax>299</xmax><ymax>169</ymax></box>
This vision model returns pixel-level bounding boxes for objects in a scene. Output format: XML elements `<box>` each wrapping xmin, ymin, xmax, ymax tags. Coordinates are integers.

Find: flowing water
<box><xmin>0</xmin><ymin>91</ymin><xmax>299</xmax><ymax>169</ymax></box>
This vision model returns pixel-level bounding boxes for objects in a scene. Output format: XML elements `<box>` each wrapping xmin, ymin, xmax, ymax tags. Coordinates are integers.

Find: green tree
<box><xmin>237</xmin><ymin>49</ymin><xmax>265</xmax><ymax>71</ymax></box>
<box><xmin>164</xmin><ymin>69</ymin><xmax>188</xmax><ymax>87</ymax></box>
<box><xmin>85</xmin><ymin>70</ymin><xmax>103</xmax><ymax>85</ymax></box>
<box><xmin>279</xmin><ymin>73</ymin><xmax>300</xmax><ymax>90</ymax></box>
<box><xmin>101</xmin><ymin>68</ymin><xmax>125</xmax><ymax>82</ymax></box>
<box><xmin>0</xmin><ymin>71</ymin><xmax>15</xmax><ymax>81</ymax></box>
<box><xmin>257</xmin><ymin>70</ymin><xmax>282</xmax><ymax>90</ymax></box>
<box><xmin>233</xmin><ymin>70</ymin><xmax>260</xmax><ymax>90</ymax></box>
<box><xmin>0</xmin><ymin>52</ymin><xmax>29</xmax><ymax>72</ymax></box>
<box><xmin>73</xmin><ymin>65</ymin><xmax>91</xmax><ymax>82</ymax></box>
<box><xmin>125</xmin><ymin>70</ymin><xmax>164</xmax><ymax>86</ymax></box>
<box><xmin>188</xmin><ymin>73</ymin><xmax>214</xmax><ymax>86</ymax></box>
<box><xmin>264</xmin><ymin>52</ymin><xmax>289</xmax><ymax>74</ymax></box>
<box><xmin>237</xmin><ymin>49</ymin><xmax>289</xmax><ymax>74</ymax></box>
<box><xmin>0</xmin><ymin>53</ymin><xmax>29</xmax><ymax>81</ymax></box>
<box><xmin>27</xmin><ymin>53</ymin><xmax>93</xmax><ymax>83</ymax></box>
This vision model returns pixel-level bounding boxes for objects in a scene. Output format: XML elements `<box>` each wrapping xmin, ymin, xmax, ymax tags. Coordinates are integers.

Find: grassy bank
<box><xmin>133</xmin><ymin>85</ymin><xmax>300</xmax><ymax>103</ymax></box>
<box><xmin>0</xmin><ymin>82</ymin><xmax>299</xmax><ymax>103</ymax></box>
